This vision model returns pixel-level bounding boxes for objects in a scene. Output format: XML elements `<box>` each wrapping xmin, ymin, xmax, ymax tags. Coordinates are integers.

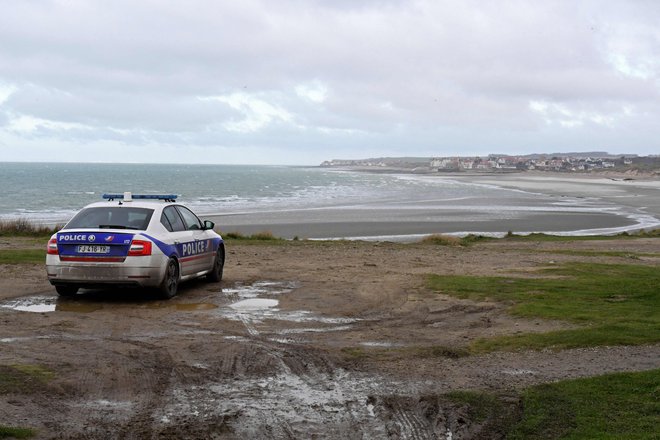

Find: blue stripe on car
<box><xmin>140</xmin><ymin>233</ymin><xmax>178</xmax><ymax>257</ymax></box>
<box><xmin>140</xmin><ymin>233</ymin><xmax>223</xmax><ymax>259</ymax></box>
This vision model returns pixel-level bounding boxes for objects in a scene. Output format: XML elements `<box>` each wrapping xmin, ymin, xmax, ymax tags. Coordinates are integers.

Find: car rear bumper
<box><xmin>46</xmin><ymin>257</ymin><xmax>165</xmax><ymax>288</ymax></box>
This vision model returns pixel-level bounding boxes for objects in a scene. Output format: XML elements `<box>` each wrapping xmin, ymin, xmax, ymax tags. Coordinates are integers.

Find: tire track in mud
<box><xmin>112</xmin><ymin>339</ymin><xmax>176</xmax><ymax>440</ymax></box>
<box><xmin>206</xmin><ymin>319</ymin><xmax>482</xmax><ymax>440</ymax></box>
<box><xmin>174</xmin><ymin>281</ymin><xmax>432</xmax><ymax>438</ymax></box>
<box><xmin>386</xmin><ymin>398</ymin><xmax>436</xmax><ymax>440</ymax></box>
<box><xmin>236</xmin><ymin>313</ymin><xmax>260</xmax><ymax>337</ymax></box>
<box><xmin>381</xmin><ymin>398</ymin><xmax>430</xmax><ymax>440</ymax></box>
<box><xmin>46</xmin><ymin>338</ymin><xmax>177</xmax><ymax>440</ymax></box>
<box><xmin>155</xmin><ymin>311</ymin><xmax>367</xmax><ymax>437</ymax></box>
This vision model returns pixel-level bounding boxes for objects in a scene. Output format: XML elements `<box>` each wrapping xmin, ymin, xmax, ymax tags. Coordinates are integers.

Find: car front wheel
<box><xmin>159</xmin><ymin>258</ymin><xmax>179</xmax><ymax>299</ymax></box>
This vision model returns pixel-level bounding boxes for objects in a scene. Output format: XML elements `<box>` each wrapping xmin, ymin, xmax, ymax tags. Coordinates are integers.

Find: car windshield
<box><xmin>65</xmin><ymin>207</ymin><xmax>154</xmax><ymax>230</ymax></box>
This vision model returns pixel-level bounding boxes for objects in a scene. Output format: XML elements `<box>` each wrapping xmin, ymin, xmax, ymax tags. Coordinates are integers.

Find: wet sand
<box><xmin>459</xmin><ymin>172</ymin><xmax>660</xmax><ymax>217</ymax></box>
<box><xmin>208</xmin><ymin>172</ymin><xmax>660</xmax><ymax>240</ymax></box>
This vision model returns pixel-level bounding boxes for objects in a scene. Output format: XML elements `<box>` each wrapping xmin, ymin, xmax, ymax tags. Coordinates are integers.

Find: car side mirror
<box><xmin>203</xmin><ymin>220</ymin><xmax>215</xmax><ymax>231</ymax></box>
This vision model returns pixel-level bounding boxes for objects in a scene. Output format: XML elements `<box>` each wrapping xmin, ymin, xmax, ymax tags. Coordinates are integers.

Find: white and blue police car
<box><xmin>46</xmin><ymin>192</ymin><xmax>225</xmax><ymax>298</ymax></box>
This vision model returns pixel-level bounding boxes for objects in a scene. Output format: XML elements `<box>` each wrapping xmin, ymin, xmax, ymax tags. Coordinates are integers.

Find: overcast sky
<box><xmin>0</xmin><ymin>1</ymin><xmax>658</xmax><ymax>165</ymax></box>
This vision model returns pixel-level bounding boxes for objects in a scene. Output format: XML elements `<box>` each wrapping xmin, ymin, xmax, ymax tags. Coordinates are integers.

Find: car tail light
<box><xmin>47</xmin><ymin>238</ymin><xmax>58</xmax><ymax>255</ymax></box>
<box><xmin>128</xmin><ymin>239</ymin><xmax>152</xmax><ymax>256</ymax></box>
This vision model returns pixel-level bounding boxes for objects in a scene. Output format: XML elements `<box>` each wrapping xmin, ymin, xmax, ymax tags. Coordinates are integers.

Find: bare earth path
<box><xmin>1</xmin><ymin>238</ymin><xmax>659</xmax><ymax>438</ymax></box>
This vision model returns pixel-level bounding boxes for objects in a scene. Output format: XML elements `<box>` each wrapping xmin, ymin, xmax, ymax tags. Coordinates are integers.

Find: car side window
<box><xmin>162</xmin><ymin>206</ymin><xmax>185</xmax><ymax>232</ymax></box>
<box><xmin>160</xmin><ymin>211</ymin><xmax>173</xmax><ymax>232</ymax></box>
<box><xmin>176</xmin><ymin>206</ymin><xmax>202</xmax><ymax>231</ymax></box>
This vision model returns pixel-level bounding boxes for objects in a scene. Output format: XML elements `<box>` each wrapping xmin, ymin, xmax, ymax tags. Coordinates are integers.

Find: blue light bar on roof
<box><xmin>102</xmin><ymin>193</ymin><xmax>177</xmax><ymax>201</ymax></box>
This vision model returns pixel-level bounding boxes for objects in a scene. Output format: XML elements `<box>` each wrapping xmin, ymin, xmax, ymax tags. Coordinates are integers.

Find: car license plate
<box><xmin>77</xmin><ymin>245</ymin><xmax>110</xmax><ymax>254</ymax></box>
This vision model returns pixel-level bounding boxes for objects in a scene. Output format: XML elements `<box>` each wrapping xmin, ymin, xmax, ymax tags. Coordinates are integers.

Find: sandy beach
<box><xmin>209</xmin><ymin>171</ymin><xmax>660</xmax><ymax>240</ymax></box>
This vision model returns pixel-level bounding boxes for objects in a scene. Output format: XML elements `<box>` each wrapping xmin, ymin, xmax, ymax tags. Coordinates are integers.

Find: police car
<box><xmin>46</xmin><ymin>193</ymin><xmax>225</xmax><ymax>298</ymax></box>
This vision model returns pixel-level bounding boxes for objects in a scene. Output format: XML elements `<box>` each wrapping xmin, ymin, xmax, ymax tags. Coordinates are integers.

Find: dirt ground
<box><xmin>1</xmin><ymin>237</ymin><xmax>659</xmax><ymax>439</ymax></box>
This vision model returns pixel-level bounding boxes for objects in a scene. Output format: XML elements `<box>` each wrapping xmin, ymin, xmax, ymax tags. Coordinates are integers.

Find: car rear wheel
<box><xmin>207</xmin><ymin>248</ymin><xmax>225</xmax><ymax>282</ymax></box>
<box><xmin>159</xmin><ymin>258</ymin><xmax>179</xmax><ymax>299</ymax></box>
<box><xmin>55</xmin><ymin>285</ymin><xmax>78</xmax><ymax>296</ymax></box>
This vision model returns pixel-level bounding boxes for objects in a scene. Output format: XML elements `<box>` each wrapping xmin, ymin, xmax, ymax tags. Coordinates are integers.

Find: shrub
<box><xmin>0</xmin><ymin>218</ymin><xmax>60</xmax><ymax>237</ymax></box>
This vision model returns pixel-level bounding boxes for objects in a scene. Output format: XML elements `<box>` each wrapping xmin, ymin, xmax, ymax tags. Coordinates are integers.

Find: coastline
<box><xmin>207</xmin><ymin>170</ymin><xmax>660</xmax><ymax>241</ymax></box>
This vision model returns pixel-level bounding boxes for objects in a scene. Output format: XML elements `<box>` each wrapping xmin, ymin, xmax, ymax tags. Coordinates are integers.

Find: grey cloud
<box><xmin>0</xmin><ymin>0</ymin><xmax>659</xmax><ymax>163</ymax></box>
<box><xmin>6</xmin><ymin>84</ymin><xmax>235</xmax><ymax>132</ymax></box>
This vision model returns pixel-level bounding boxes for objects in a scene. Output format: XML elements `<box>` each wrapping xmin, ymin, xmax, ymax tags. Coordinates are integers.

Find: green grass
<box><xmin>9</xmin><ymin>365</ymin><xmax>55</xmax><ymax>382</ymax></box>
<box><xmin>0</xmin><ymin>425</ymin><xmax>35</xmax><ymax>439</ymax></box>
<box><xmin>444</xmin><ymin>370</ymin><xmax>660</xmax><ymax>438</ymax></box>
<box><xmin>412</xmin><ymin>345</ymin><xmax>470</xmax><ymax>359</ymax></box>
<box><xmin>340</xmin><ymin>345</ymin><xmax>469</xmax><ymax>362</ymax></box>
<box><xmin>502</xmin><ymin>229</ymin><xmax>660</xmax><ymax>242</ymax></box>
<box><xmin>0</xmin><ymin>364</ymin><xmax>51</xmax><ymax>437</ymax></box>
<box><xmin>421</xmin><ymin>233</ymin><xmax>495</xmax><ymax>246</ymax></box>
<box><xmin>445</xmin><ymin>390</ymin><xmax>505</xmax><ymax>423</ymax></box>
<box><xmin>540</xmin><ymin>249</ymin><xmax>660</xmax><ymax>259</ymax></box>
<box><xmin>428</xmin><ymin>263</ymin><xmax>660</xmax><ymax>351</ymax></box>
<box><xmin>420</xmin><ymin>229</ymin><xmax>660</xmax><ymax>246</ymax></box>
<box><xmin>0</xmin><ymin>364</ymin><xmax>54</xmax><ymax>394</ymax></box>
<box><xmin>508</xmin><ymin>369</ymin><xmax>660</xmax><ymax>439</ymax></box>
<box><xmin>220</xmin><ymin>230</ymin><xmax>285</xmax><ymax>241</ymax></box>
<box><xmin>0</xmin><ymin>249</ymin><xmax>45</xmax><ymax>264</ymax></box>
<box><xmin>443</xmin><ymin>390</ymin><xmax>521</xmax><ymax>436</ymax></box>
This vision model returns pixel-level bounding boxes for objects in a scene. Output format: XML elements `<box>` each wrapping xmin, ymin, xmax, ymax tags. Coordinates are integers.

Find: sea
<box><xmin>0</xmin><ymin>162</ymin><xmax>458</xmax><ymax>222</ymax></box>
<box><xmin>1</xmin><ymin>162</ymin><xmax>658</xmax><ymax>238</ymax></box>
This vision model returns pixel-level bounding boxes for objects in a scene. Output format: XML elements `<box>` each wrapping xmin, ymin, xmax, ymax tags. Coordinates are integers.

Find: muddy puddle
<box><xmin>0</xmin><ymin>281</ymin><xmax>296</xmax><ymax>315</ymax></box>
<box><xmin>216</xmin><ymin>281</ymin><xmax>361</xmax><ymax>340</ymax></box>
<box><xmin>221</xmin><ymin>282</ymin><xmax>357</xmax><ymax>320</ymax></box>
<box><xmin>0</xmin><ymin>295</ymin><xmax>219</xmax><ymax>314</ymax></box>
<box><xmin>0</xmin><ymin>281</ymin><xmax>361</xmax><ymax>340</ymax></box>
<box><xmin>0</xmin><ymin>295</ymin><xmax>58</xmax><ymax>313</ymax></box>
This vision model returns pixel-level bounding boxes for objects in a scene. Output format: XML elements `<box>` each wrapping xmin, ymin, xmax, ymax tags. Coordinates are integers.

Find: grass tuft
<box><xmin>250</xmin><ymin>231</ymin><xmax>278</xmax><ymax>240</ymax></box>
<box><xmin>0</xmin><ymin>218</ymin><xmax>60</xmax><ymax>237</ymax></box>
<box><xmin>414</xmin><ymin>345</ymin><xmax>470</xmax><ymax>359</ymax></box>
<box><xmin>421</xmin><ymin>234</ymin><xmax>493</xmax><ymax>246</ymax></box>
<box><xmin>0</xmin><ymin>364</ymin><xmax>55</xmax><ymax>394</ymax></box>
<box><xmin>221</xmin><ymin>230</ymin><xmax>284</xmax><ymax>241</ymax></box>
<box><xmin>636</xmin><ymin>228</ymin><xmax>660</xmax><ymax>237</ymax></box>
<box><xmin>0</xmin><ymin>425</ymin><xmax>35</xmax><ymax>439</ymax></box>
<box><xmin>422</xmin><ymin>234</ymin><xmax>464</xmax><ymax>246</ymax></box>
<box><xmin>445</xmin><ymin>390</ymin><xmax>506</xmax><ymax>423</ymax></box>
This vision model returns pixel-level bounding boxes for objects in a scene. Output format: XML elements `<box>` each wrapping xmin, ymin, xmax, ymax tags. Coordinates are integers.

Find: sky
<box><xmin>0</xmin><ymin>0</ymin><xmax>659</xmax><ymax>165</ymax></box>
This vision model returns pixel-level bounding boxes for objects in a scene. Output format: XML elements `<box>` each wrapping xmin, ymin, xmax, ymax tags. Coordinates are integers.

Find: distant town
<box><xmin>321</xmin><ymin>152</ymin><xmax>660</xmax><ymax>175</ymax></box>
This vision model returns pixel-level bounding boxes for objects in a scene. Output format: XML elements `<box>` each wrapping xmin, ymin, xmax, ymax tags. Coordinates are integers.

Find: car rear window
<box><xmin>65</xmin><ymin>207</ymin><xmax>154</xmax><ymax>230</ymax></box>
